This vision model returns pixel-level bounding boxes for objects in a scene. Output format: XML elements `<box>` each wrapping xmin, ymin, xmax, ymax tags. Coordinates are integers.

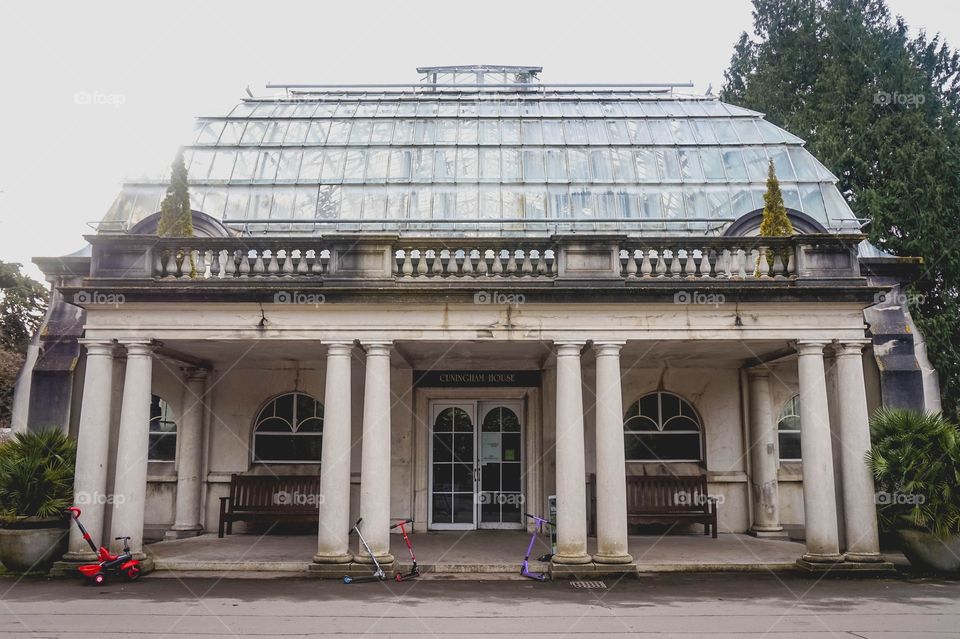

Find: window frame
<box><xmin>252</xmin><ymin>391</ymin><xmax>324</xmax><ymax>464</ymax></box>
<box><xmin>623</xmin><ymin>391</ymin><xmax>704</xmax><ymax>463</ymax></box>
<box><xmin>777</xmin><ymin>394</ymin><xmax>802</xmax><ymax>462</ymax></box>
<box><xmin>148</xmin><ymin>394</ymin><xmax>178</xmax><ymax>463</ymax></box>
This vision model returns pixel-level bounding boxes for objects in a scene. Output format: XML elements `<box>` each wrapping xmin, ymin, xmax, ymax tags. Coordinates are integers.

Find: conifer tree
<box><xmin>759</xmin><ymin>160</ymin><xmax>794</xmax><ymax>237</ymax></box>
<box><xmin>157</xmin><ymin>150</ymin><xmax>193</xmax><ymax>238</ymax></box>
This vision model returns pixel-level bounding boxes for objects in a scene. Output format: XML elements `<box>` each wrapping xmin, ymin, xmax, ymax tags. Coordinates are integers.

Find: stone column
<box><xmin>835</xmin><ymin>340</ymin><xmax>883</xmax><ymax>562</ymax></box>
<box><xmin>314</xmin><ymin>342</ymin><xmax>354</xmax><ymax>565</ymax></box>
<box><xmin>591</xmin><ymin>342</ymin><xmax>633</xmax><ymax>564</ymax></box>
<box><xmin>795</xmin><ymin>341</ymin><xmax>842</xmax><ymax>563</ymax></box>
<box><xmin>166</xmin><ymin>368</ymin><xmax>207</xmax><ymax>539</ymax></box>
<box><xmin>65</xmin><ymin>340</ymin><xmax>116</xmax><ymax>561</ymax></box>
<box><xmin>109</xmin><ymin>341</ymin><xmax>154</xmax><ymax>557</ymax></box>
<box><xmin>357</xmin><ymin>342</ymin><xmax>393</xmax><ymax>563</ymax></box>
<box><xmin>552</xmin><ymin>342</ymin><xmax>591</xmax><ymax>565</ymax></box>
<box><xmin>747</xmin><ymin>368</ymin><xmax>785</xmax><ymax>537</ymax></box>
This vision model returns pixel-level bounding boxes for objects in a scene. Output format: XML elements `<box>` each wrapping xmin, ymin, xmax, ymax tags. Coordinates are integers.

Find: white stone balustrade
<box><xmin>619</xmin><ymin>240</ymin><xmax>797</xmax><ymax>280</ymax></box>
<box><xmin>394</xmin><ymin>244</ymin><xmax>557</xmax><ymax>279</ymax></box>
<box><xmin>154</xmin><ymin>243</ymin><xmax>331</xmax><ymax>279</ymax></box>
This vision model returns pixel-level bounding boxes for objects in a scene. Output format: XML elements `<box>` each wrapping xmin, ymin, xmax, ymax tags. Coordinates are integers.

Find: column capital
<box><xmin>793</xmin><ymin>340</ymin><xmax>829</xmax><ymax>356</ymax></box>
<box><xmin>324</xmin><ymin>341</ymin><xmax>354</xmax><ymax>356</ymax></box>
<box><xmin>119</xmin><ymin>340</ymin><xmax>154</xmax><ymax>358</ymax></box>
<box><xmin>180</xmin><ymin>366</ymin><xmax>209</xmax><ymax>382</ymax></box>
<box><xmin>746</xmin><ymin>367</ymin><xmax>771</xmax><ymax>379</ymax></box>
<box><xmin>592</xmin><ymin>341</ymin><xmax>625</xmax><ymax>357</ymax></box>
<box><xmin>78</xmin><ymin>339</ymin><xmax>115</xmax><ymax>357</ymax></box>
<box><xmin>360</xmin><ymin>341</ymin><xmax>393</xmax><ymax>356</ymax></box>
<box><xmin>833</xmin><ymin>339</ymin><xmax>871</xmax><ymax>357</ymax></box>
<box><xmin>554</xmin><ymin>341</ymin><xmax>586</xmax><ymax>357</ymax></box>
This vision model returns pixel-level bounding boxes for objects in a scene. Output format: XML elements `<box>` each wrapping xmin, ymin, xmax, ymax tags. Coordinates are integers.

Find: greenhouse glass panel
<box><xmin>502</xmin><ymin>149</ymin><xmax>521</xmax><ymax>181</ymax></box>
<box><xmin>742</xmin><ymin>148</ymin><xmax>769</xmax><ymax>181</ymax></box>
<box><xmin>800</xmin><ymin>184</ymin><xmax>827</xmax><ymax>219</ymax></box>
<box><xmin>354</xmin><ymin>103</ymin><xmax>377</xmax><ymax>118</ymax></box>
<box><xmin>670</xmin><ymin>119</ymin><xmax>694</xmax><ymax>144</ymax></box>
<box><xmin>413</xmin><ymin>149</ymin><xmax>434</xmax><ymax>181</ymax></box>
<box><xmin>433</xmin><ymin>188</ymin><xmax>455</xmax><ymax>219</ymax></box>
<box><xmin>684</xmin><ymin>189</ymin><xmax>709</xmax><ymax>217</ymax></box>
<box><xmin>787</xmin><ymin>148</ymin><xmax>817</xmax><ymax>181</ymax></box>
<box><xmin>540</xmin><ymin>101</ymin><xmax>561</xmax><ymax>117</ymax></box>
<box><xmin>232</xmin><ymin>150</ymin><xmax>259</xmax><ymax>180</ymax></box>
<box><xmin>362</xmin><ymin>190</ymin><xmax>387</xmax><ymax>219</ymax></box>
<box><xmin>721</xmin><ymin>149</ymin><xmax>748</xmax><ymax>180</ymax></box>
<box><xmin>567</xmin><ymin>149</ymin><xmax>590</xmax><ymax>181</ymax></box>
<box><xmin>823</xmin><ymin>185</ymin><xmax>851</xmax><ymax>223</ymax></box>
<box><xmin>249</xmin><ymin>187</ymin><xmax>274</xmax><ymax>218</ymax></box>
<box><xmin>730</xmin><ymin>187</ymin><xmax>753</xmax><ymax>216</ymax></box>
<box><xmin>545</xmin><ymin>149</ymin><xmax>566</xmax><ymax>181</ymax></box>
<box><xmin>501</xmin><ymin>120</ymin><xmax>521</xmax><ymax>145</ymax></box>
<box><xmin>411</xmin><ymin>186</ymin><xmax>432</xmax><ymax>218</ymax></box>
<box><xmin>732</xmin><ymin>120</ymin><xmax>762</xmax><ymax>144</ymax></box>
<box><xmin>782</xmin><ymin>185</ymin><xmax>802</xmax><ymax>211</ymax></box>
<box><xmin>690</xmin><ymin>120</ymin><xmax>717</xmax><ymax>144</ymax></box>
<box><xmin>326</xmin><ymin>121</ymin><xmax>350</xmax><ymax>145</ymax></box>
<box><xmin>437</xmin><ymin>102</ymin><xmax>459</xmax><ymax>117</ymax></box>
<box><xmin>274</xmin><ymin>104</ymin><xmax>296</xmax><ymax>117</ymax></box>
<box><xmin>542</xmin><ymin>121</ymin><xmax>564</xmax><ymax>144</ymax></box>
<box><xmin>633</xmin><ymin>149</ymin><xmax>659</xmax><ymax>181</ymax></box>
<box><xmin>270</xmin><ymin>190</ymin><xmax>295</xmax><ymax>218</ymax></box>
<box><xmin>370</xmin><ymin>121</ymin><xmax>394</xmax><ymax>144</ymax></box>
<box><xmin>284</xmin><ymin>121</ymin><xmax>310</xmax><ymax>145</ymax></box>
<box><xmin>219</xmin><ymin>121</ymin><xmax>246</xmax><ymax>145</ymax></box>
<box><xmin>500</xmin><ymin>101</ymin><xmax>520</xmax><ymax>117</ymax></box>
<box><xmin>547</xmin><ymin>186</ymin><xmax>571</xmax><ymax>218</ymax></box>
<box><xmin>209</xmin><ymin>151</ymin><xmax>237</xmax><ymax>180</ymax></box>
<box><xmin>305</xmin><ymin>121</ymin><xmax>330</xmax><ymax>145</ymax></box>
<box><xmin>560</xmin><ymin>102</ymin><xmax>580</xmax><ymax>117</ymax></box>
<box><xmin>478</xmin><ymin>99</ymin><xmax>499</xmax><ymax>117</ymax></box>
<box><xmin>434</xmin><ymin>148</ymin><xmax>456</xmax><ymax>181</ymax></box>
<box><xmin>224</xmin><ymin>190</ymin><xmax>250</xmax><ymax>219</ymax></box>
<box><xmin>188</xmin><ymin>149</ymin><xmax>215</xmax><ymax>180</ymax></box>
<box><xmin>712</xmin><ymin>121</ymin><xmax>739</xmax><ymax>144</ymax></box>
<box><xmin>601</xmin><ymin>101</ymin><xmax>623</xmax><ymax>117</ymax></box>
<box><xmin>521</xmin><ymin>101</ymin><xmax>540</xmax><ymax>117</ymax></box>
<box><xmin>606</xmin><ymin>120</ymin><xmax>629</xmax><ymax>144</ymax></box>
<box><xmin>201</xmin><ymin>187</ymin><xmax>228</xmax><ymax>218</ymax></box>
<box><xmin>661</xmin><ymin>190</ymin><xmax>685</xmax><ymax>218</ymax></box>
<box><xmin>386</xmin><ymin>188</ymin><xmax>408</xmax><ymax>219</ymax></box>
<box><xmin>251</xmin><ymin>104</ymin><xmax>276</xmax><ymax>118</ymax></box>
<box><xmin>313</xmin><ymin>103</ymin><xmax>338</xmax><ymax>117</ymax></box>
<box><xmin>457</xmin><ymin>148</ymin><xmax>479</xmax><ymax>180</ymax></box>
<box><xmin>376</xmin><ymin>102</ymin><xmax>398</xmax><ymax>118</ymax></box>
<box><xmin>396</xmin><ymin>103</ymin><xmax>417</xmax><ymax>117</ymax></box>
<box><xmin>349</xmin><ymin>121</ymin><xmax>372</xmax><ymax>145</ymax></box>
<box><xmin>459</xmin><ymin>119</ymin><xmax>478</xmax><ymax>144</ymax></box>
<box><xmin>680</xmin><ymin>101</ymin><xmax>708</xmax><ymax>117</ymax></box>
<box><xmin>292</xmin><ymin>186</ymin><xmax>318</xmax><ymax>218</ymax></box>
<box><xmin>563</xmin><ymin>120</ymin><xmax>588</xmax><ymax>144</ymax></box>
<box><xmin>366</xmin><ymin>149</ymin><xmax>390</xmax><ymax>181</ymax></box>
<box><xmin>524</xmin><ymin>189</ymin><xmax>546</xmax><ymax>218</ymax></box>
<box><xmin>437</xmin><ymin>120</ymin><xmax>458</xmax><ymax>144</ymax></box>
<box><xmin>660</xmin><ymin>101</ymin><xmax>687</xmax><ymax>117</ymax></box>
<box><xmin>522</xmin><ymin>149</ymin><xmax>545</xmax><ymax>181</ymax></box>
<box><xmin>255</xmin><ymin>151</ymin><xmax>280</xmax><ymax>181</ymax></box>
<box><xmin>317</xmin><ymin>185</ymin><xmax>341</xmax><ymax>219</ymax></box>
<box><xmin>459</xmin><ymin>101</ymin><xmax>478</xmax><ymax>117</ymax></box>
<box><xmin>580</xmin><ymin>102</ymin><xmax>603</xmax><ymax>116</ymax></box>
<box><xmin>343</xmin><ymin>150</ymin><xmax>365</xmax><ymax>182</ymax></box>
<box><xmin>626</xmin><ymin>120</ymin><xmax>651</xmax><ymax>145</ymax></box>
<box><xmin>340</xmin><ymin>189</ymin><xmax>363</xmax><ymax>218</ymax></box>
<box><xmin>414</xmin><ymin>120</ymin><xmax>435</xmax><ymax>144</ymax></box>
<box><xmin>480</xmin><ymin>185</ymin><xmax>501</xmax><ymax>218</ymax></box>
<box><xmin>277</xmin><ymin>150</ymin><xmax>303</xmax><ymax>181</ymax></box>
<box><xmin>457</xmin><ymin>187</ymin><xmax>479</xmax><ymax>216</ymax></box>
<box><xmin>586</xmin><ymin>120</ymin><xmax>608</xmax><ymax>144</ymax></box>
<box><xmin>334</xmin><ymin>103</ymin><xmax>357</xmax><ymax>118</ymax></box>
<box><xmin>706</xmin><ymin>187</ymin><xmax>732</xmax><ymax>217</ymax></box>
<box><xmin>196</xmin><ymin>121</ymin><xmax>225</xmax><ymax>145</ymax></box>
<box><xmin>678</xmin><ymin>150</ymin><xmax>704</xmax><ymax>181</ymax></box>
<box><xmin>570</xmin><ymin>190</ymin><xmax>593</xmax><ymax>217</ymax></box>
<box><xmin>522</xmin><ymin>121</ymin><xmax>543</xmax><ymax>145</ymax></box>
<box><xmin>300</xmin><ymin>150</ymin><xmax>324</xmax><ymax>182</ymax></box>
<box><xmin>479</xmin><ymin>148</ymin><xmax>500</xmax><ymax>180</ymax></box>
<box><xmin>756</xmin><ymin>119</ymin><xmax>786</xmax><ymax>143</ymax></box>
<box><xmin>769</xmin><ymin>147</ymin><xmax>796</xmax><ymax>181</ymax></box>
<box><xmin>611</xmin><ymin>149</ymin><xmax>636</xmax><ymax>182</ymax></box>
<box><xmin>657</xmin><ymin>149</ymin><xmax>681</xmax><ymax>181</ymax></box>
<box><xmin>592</xmin><ymin>188</ymin><xmax>616</xmax><ymax>217</ymax></box>
<box><xmin>479</xmin><ymin>120</ymin><xmax>499</xmax><ymax>144</ymax></box>
<box><xmin>416</xmin><ymin>102</ymin><xmax>438</xmax><ymax>117</ymax></box>
<box><xmin>388</xmin><ymin>149</ymin><xmax>412</xmax><ymax>181</ymax></box>
<box><xmin>259</xmin><ymin>122</ymin><xmax>287</xmax><ymax>145</ymax></box>
<box><xmin>699</xmin><ymin>148</ymin><xmax>725</xmax><ymax>180</ymax></box>
<box><xmin>502</xmin><ymin>188</ymin><xmax>524</xmax><ymax>218</ymax></box>
<box><xmin>648</xmin><ymin>120</ymin><xmax>672</xmax><ymax>144</ymax></box>
<box><xmin>589</xmin><ymin>149</ymin><xmax>613</xmax><ymax>181</ymax></box>
<box><xmin>320</xmin><ymin>150</ymin><xmax>345</xmax><ymax>182</ymax></box>
<box><xmin>393</xmin><ymin>120</ymin><xmax>414</xmax><ymax>145</ymax></box>
<box><xmin>230</xmin><ymin>103</ymin><xmax>256</xmax><ymax>117</ymax></box>
<box><xmin>639</xmin><ymin>189</ymin><xmax>663</xmax><ymax>218</ymax></box>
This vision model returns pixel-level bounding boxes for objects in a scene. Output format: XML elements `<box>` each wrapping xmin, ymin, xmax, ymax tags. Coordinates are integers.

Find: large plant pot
<box><xmin>0</xmin><ymin>520</ymin><xmax>69</xmax><ymax>573</ymax></box>
<box><xmin>897</xmin><ymin>529</ymin><xmax>960</xmax><ymax>572</ymax></box>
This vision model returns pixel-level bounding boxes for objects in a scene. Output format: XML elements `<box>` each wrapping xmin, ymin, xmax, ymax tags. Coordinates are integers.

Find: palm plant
<box><xmin>866</xmin><ymin>409</ymin><xmax>960</xmax><ymax>538</ymax></box>
<box><xmin>0</xmin><ymin>429</ymin><xmax>76</xmax><ymax>524</ymax></box>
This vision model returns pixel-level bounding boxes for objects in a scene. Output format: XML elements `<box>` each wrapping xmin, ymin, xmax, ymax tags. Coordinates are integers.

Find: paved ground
<box><xmin>0</xmin><ymin>573</ymin><xmax>957</xmax><ymax>638</ymax></box>
<box><xmin>148</xmin><ymin>531</ymin><xmax>808</xmax><ymax>574</ymax></box>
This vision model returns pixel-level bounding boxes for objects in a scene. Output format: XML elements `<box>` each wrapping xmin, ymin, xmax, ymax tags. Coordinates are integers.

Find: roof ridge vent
<box><xmin>416</xmin><ymin>65</ymin><xmax>542</xmax><ymax>88</ymax></box>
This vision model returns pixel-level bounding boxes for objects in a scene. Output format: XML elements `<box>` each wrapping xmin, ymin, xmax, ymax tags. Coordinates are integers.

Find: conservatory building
<box><xmin>18</xmin><ymin>65</ymin><xmax>939</xmax><ymax>575</ymax></box>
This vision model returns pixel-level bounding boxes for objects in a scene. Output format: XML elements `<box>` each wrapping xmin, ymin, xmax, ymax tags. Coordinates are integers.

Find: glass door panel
<box><xmin>429</xmin><ymin>403</ymin><xmax>476</xmax><ymax>529</ymax></box>
<box><xmin>478</xmin><ymin>402</ymin><xmax>524</xmax><ymax>529</ymax></box>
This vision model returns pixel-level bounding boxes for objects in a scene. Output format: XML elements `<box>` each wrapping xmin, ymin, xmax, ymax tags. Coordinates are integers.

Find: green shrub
<box><xmin>866</xmin><ymin>409</ymin><xmax>960</xmax><ymax>538</ymax></box>
<box><xmin>0</xmin><ymin>429</ymin><xmax>76</xmax><ymax>523</ymax></box>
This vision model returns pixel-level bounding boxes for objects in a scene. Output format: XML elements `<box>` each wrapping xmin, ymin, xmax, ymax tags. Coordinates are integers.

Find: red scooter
<box><xmin>66</xmin><ymin>507</ymin><xmax>141</xmax><ymax>585</ymax></box>
<box><xmin>391</xmin><ymin>519</ymin><xmax>420</xmax><ymax>581</ymax></box>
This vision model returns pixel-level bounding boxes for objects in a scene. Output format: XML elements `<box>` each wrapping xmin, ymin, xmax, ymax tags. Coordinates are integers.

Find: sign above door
<box><xmin>414</xmin><ymin>370</ymin><xmax>542</xmax><ymax>388</ymax></box>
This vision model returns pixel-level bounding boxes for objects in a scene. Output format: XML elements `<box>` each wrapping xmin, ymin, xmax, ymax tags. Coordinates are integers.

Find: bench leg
<box><xmin>227</xmin><ymin>520</ymin><xmax>234</xmax><ymax>536</ymax></box>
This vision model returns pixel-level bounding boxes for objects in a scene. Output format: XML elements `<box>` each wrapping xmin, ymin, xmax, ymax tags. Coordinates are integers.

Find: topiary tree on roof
<box><xmin>756</xmin><ymin>159</ymin><xmax>794</xmax><ymax>275</ymax></box>
<box><xmin>156</xmin><ymin>150</ymin><xmax>194</xmax><ymax>238</ymax></box>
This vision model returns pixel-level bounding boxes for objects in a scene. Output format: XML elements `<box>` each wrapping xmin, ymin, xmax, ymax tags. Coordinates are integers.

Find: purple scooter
<box><xmin>520</xmin><ymin>513</ymin><xmax>554</xmax><ymax>581</ymax></box>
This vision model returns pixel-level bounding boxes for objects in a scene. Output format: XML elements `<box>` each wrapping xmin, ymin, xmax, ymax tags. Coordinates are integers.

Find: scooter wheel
<box><xmin>92</xmin><ymin>573</ymin><xmax>106</xmax><ymax>586</ymax></box>
<box><xmin>395</xmin><ymin>574</ymin><xmax>402</xmax><ymax>582</ymax></box>
<box><xmin>125</xmin><ymin>566</ymin><xmax>141</xmax><ymax>581</ymax></box>
<box><xmin>342</xmin><ymin>576</ymin><xmax>352</xmax><ymax>584</ymax></box>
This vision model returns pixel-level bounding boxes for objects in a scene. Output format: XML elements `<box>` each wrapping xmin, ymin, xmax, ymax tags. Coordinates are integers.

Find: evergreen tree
<box><xmin>157</xmin><ymin>150</ymin><xmax>194</xmax><ymax>238</ymax></box>
<box><xmin>723</xmin><ymin>0</ymin><xmax>960</xmax><ymax>421</ymax></box>
<box><xmin>759</xmin><ymin>160</ymin><xmax>795</xmax><ymax>237</ymax></box>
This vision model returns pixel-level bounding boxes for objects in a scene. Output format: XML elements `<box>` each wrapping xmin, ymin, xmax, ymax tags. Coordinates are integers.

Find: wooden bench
<box><xmin>589</xmin><ymin>474</ymin><xmax>718</xmax><ymax>538</ymax></box>
<box><xmin>218</xmin><ymin>474</ymin><xmax>322</xmax><ymax>538</ymax></box>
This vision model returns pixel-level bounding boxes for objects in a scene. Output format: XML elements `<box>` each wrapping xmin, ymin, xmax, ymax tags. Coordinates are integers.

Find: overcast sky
<box><xmin>0</xmin><ymin>0</ymin><xmax>955</xmax><ymax>282</ymax></box>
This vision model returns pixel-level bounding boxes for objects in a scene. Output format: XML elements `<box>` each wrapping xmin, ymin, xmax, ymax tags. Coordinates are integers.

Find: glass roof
<box><xmin>102</xmin><ymin>73</ymin><xmax>858</xmax><ymax>236</ymax></box>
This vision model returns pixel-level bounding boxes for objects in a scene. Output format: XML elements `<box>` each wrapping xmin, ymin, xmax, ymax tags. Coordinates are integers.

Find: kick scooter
<box><xmin>391</xmin><ymin>518</ymin><xmax>420</xmax><ymax>581</ymax></box>
<box><xmin>520</xmin><ymin>513</ymin><xmax>553</xmax><ymax>581</ymax></box>
<box><xmin>343</xmin><ymin>518</ymin><xmax>387</xmax><ymax>583</ymax></box>
<box><xmin>66</xmin><ymin>507</ymin><xmax>142</xmax><ymax>585</ymax></box>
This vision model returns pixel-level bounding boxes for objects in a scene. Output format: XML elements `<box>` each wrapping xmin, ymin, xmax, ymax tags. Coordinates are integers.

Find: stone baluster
<box><xmin>700</xmin><ymin>248</ymin><xmax>713</xmax><ymax>279</ymax></box>
<box><xmin>521</xmin><ymin>250</ymin><xmax>533</xmax><ymax>275</ymax></box>
<box><xmin>476</xmin><ymin>249</ymin><xmax>489</xmax><ymax>276</ymax></box>
<box><xmin>253</xmin><ymin>249</ymin><xmax>266</xmax><ymax>276</ymax></box>
<box><xmin>461</xmin><ymin>249</ymin><xmax>474</xmax><ymax>276</ymax></box>
<box><xmin>757</xmin><ymin>247</ymin><xmax>770</xmax><ymax>278</ymax></box>
<box><xmin>416</xmin><ymin>250</ymin><xmax>428</xmax><ymax>275</ymax></box>
<box><xmin>312</xmin><ymin>250</ymin><xmax>325</xmax><ymax>276</ymax></box>
<box><xmin>683</xmin><ymin>249</ymin><xmax>696</xmax><ymax>278</ymax></box>
<box><xmin>624</xmin><ymin>249</ymin><xmax>638</xmax><ymax>278</ymax></box>
<box><xmin>266</xmin><ymin>250</ymin><xmax>279</xmax><ymax>275</ymax></box>
<box><xmin>296</xmin><ymin>250</ymin><xmax>309</xmax><ymax>275</ymax></box>
<box><xmin>655</xmin><ymin>250</ymin><xmax>667</xmax><ymax>277</ymax></box>
<box><xmin>431</xmin><ymin>250</ymin><xmax>444</xmax><ymax>276</ymax></box>
<box><xmin>506</xmin><ymin>250</ymin><xmax>518</xmax><ymax>275</ymax></box>
<box><xmin>640</xmin><ymin>249</ymin><xmax>652</xmax><ymax>277</ymax></box>
<box><xmin>491</xmin><ymin>250</ymin><xmax>504</xmax><ymax>275</ymax></box>
<box><xmin>669</xmin><ymin>250</ymin><xmax>682</xmax><ymax>277</ymax></box>
<box><xmin>401</xmin><ymin>250</ymin><xmax>413</xmax><ymax>276</ymax></box>
<box><xmin>536</xmin><ymin>250</ymin><xmax>548</xmax><ymax>275</ymax></box>
<box><xmin>281</xmin><ymin>250</ymin><xmax>294</xmax><ymax>276</ymax></box>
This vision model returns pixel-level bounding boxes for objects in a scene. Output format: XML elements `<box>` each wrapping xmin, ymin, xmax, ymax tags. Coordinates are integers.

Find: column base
<box><xmin>61</xmin><ymin>550</ymin><xmax>97</xmax><ymax>563</ymax></box>
<box><xmin>312</xmin><ymin>551</ymin><xmax>354</xmax><ymax>564</ymax></box>
<box><xmin>800</xmin><ymin>552</ymin><xmax>844</xmax><ymax>564</ymax></box>
<box><xmin>843</xmin><ymin>551</ymin><xmax>884</xmax><ymax>563</ymax></box>
<box><xmin>796</xmin><ymin>557</ymin><xmax>895</xmax><ymax>575</ymax></box>
<box><xmin>307</xmin><ymin>560</ymin><xmax>391</xmax><ymax>579</ymax></box>
<box><xmin>551</xmin><ymin>552</ymin><xmax>593</xmax><ymax>565</ymax></box>
<box><xmin>550</xmin><ymin>561</ymin><xmax>638</xmax><ymax>579</ymax></box>
<box><xmin>592</xmin><ymin>552</ymin><xmax>634</xmax><ymax>565</ymax></box>
<box><xmin>355</xmin><ymin>552</ymin><xmax>395</xmax><ymax>565</ymax></box>
<box><xmin>164</xmin><ymin>526</ymin><xmax>203</xmax><ymax>540</ymax></box>
<box><xmin>749</xmin><ymin>527</ymin><xmax>790</xmax><ymax>539</ymax></box>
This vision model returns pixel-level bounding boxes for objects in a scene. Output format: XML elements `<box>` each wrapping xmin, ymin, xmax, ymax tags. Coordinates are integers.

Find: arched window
<box><xmin>778</xmin><ymin>395</ymin><xmax>801</xmax><ymax>461</ymax></box>
<box><xmin>623</xmin><ymin>392</ymin><xmax>702</xmax><ymax>462</ymax></box>
<box><xmin>253</xmin><ymin>392</ymin><xmax>323</xmax><ymax>463</ymax></box>
<box><xmin>148</xmin><ymin>395</ymin><xmax>177</xmax><ymax>461</ymax></box>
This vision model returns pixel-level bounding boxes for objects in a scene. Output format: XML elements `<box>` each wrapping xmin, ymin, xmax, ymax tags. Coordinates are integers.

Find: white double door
<box><xmin>428</xmin><ymin>400</ymin><xmax>524</xmax><ymax>530</ymax></box>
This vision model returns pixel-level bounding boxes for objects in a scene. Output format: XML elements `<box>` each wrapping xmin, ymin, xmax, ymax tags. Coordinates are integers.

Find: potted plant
<box><xmin>866</xmin><ymin>408</ymin><xmax>960</xmax><ymax>572</ymax></box>
<box><xmin>0</xmin><ymin>429</ymin><xmax>76</xmax><ymax>573</ymax></box>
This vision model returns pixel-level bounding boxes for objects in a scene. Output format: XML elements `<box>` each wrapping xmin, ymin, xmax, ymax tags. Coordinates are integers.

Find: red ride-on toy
<box><xmin>66</xmin><ymin>507</ymin><xmax>142</xmax><ymax>585</ymax></box>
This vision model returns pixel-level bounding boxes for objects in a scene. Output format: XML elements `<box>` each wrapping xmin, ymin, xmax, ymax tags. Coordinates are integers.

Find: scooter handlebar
<box><xmin>524</xmin><ymin>513</ymin><xmax>554</xmax><ymax>526</ymax></box>
<box><xmin>66</xmin><ymin>507</ymin><xmax>81</xmax><ymax>518</ymax></box>
<box><xmin>389</xmin><ymin>518</ymin><xmax>414</xmax><ymax>529</ymax></box>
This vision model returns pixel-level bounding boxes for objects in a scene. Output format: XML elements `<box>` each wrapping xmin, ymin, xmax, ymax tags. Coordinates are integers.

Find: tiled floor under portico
<box><xmin>146</xmin><ymin>531</ymin><xmax>808</xmax><ymax>577</ymax></box>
